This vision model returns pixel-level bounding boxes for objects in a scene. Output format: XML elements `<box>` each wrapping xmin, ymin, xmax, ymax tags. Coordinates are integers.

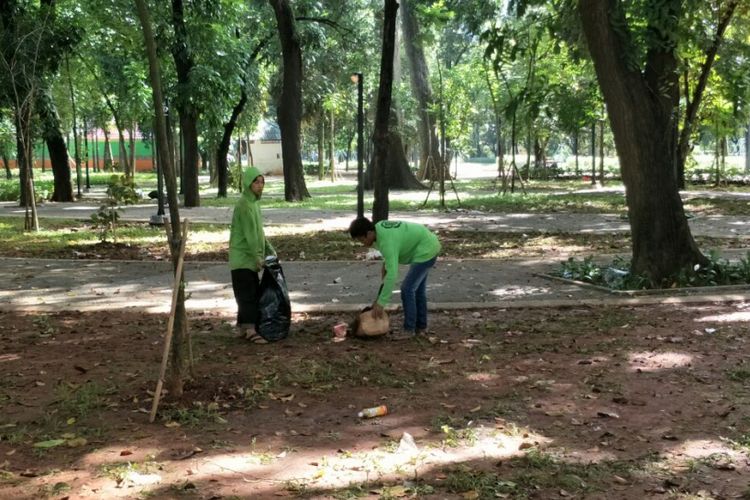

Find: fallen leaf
<box><xmin>165</xmin><ymin>421</ymin><xmax>181</xmax><ymax>428</ymax></box>
<box><xmin>469</xmin><ymin>405</ymin><xmax>482</xmax><ymax>413</ymax></box>
<box><xmin>596</xmin><ymin>411</ymin><xmax>620</xmax><ymax>419</ymax></box>
<box><xmin>66</xmin><ymin>437</ymin><xmax>87</xmax><ymax>448</ymax></box>
<box><xmin>33</xmin><ymin>439</ymin><xmax>66</xmax><ymax>449</ymax></box>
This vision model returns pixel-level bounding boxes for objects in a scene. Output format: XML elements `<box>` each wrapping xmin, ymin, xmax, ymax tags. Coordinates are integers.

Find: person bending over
<box><xmin>349</xmin><ymin>217</ymin><xmax>440</xmax><ymax>340</ymax></box>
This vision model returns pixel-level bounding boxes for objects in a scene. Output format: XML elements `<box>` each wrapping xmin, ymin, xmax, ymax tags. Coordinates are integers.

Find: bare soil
<box><xmin>1</xmin><ymin>303</ymin><xmax>750</xmax><ymax>499</ymax></box>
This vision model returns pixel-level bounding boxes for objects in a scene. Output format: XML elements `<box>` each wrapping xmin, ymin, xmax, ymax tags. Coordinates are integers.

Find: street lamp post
<box><xmin>351</xmin><ymin>72</ymin><xmax>364</xmax><ymax>218</ymax></box>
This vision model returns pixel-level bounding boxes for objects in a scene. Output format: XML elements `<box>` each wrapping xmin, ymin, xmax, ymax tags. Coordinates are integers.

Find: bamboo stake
<box><xmin>149</xmin><ymin>219</ymin><xmax>189</xmax><ymax>423</ymax></box>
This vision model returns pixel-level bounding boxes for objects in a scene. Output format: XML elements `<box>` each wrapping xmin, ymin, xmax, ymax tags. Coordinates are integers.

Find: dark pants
<box><xmin>231</xmin><ymin>268</ymin><xmax>260</xmax><ymax>326</ymax></box>
<box><xmin>400</xmin><ymin>256</ymin><xmax>437</xmax><ymax>331</ymax></box>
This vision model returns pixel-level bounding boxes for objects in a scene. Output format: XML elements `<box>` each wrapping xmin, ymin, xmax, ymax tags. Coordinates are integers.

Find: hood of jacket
<box><xmin>242</xmin><ymin>166</ymin><xmax>263</xmax><ymax>200</ymax></box>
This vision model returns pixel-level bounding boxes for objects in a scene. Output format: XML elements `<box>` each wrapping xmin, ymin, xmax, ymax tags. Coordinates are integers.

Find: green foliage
<box><xmin>0</xmin><ymin>178</ymin><xmax>53</xmax><ymax>202</ymax></box>
<box><xmin>558</xmin><ymin>251</ymin><xmax>750</xmax><ymax>290</ymax></box>
<box><xmin>90</xmin><ymin>175</ymin><xmax>140</xmax><ymax>243</ymax></box>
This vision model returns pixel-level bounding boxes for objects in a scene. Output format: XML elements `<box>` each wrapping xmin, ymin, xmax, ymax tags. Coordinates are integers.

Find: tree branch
<box><xmin>678</xmin><ymin>0</ymin><xmax>739</xmax><ymax>165</ymax></box>
<box><xmin>295</xmin><ymin>16</ymin><xmax>353</xmax><ymax>36</ymax></box>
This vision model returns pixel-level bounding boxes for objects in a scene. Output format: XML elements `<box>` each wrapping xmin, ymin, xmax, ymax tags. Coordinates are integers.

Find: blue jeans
<box><xmin>400</xmin><ymin>256</ymin><xmax>437</xmax><ymax>331</ymax></box>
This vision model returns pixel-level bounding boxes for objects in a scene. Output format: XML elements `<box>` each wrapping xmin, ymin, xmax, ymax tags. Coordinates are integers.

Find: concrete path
<box><xmin>1</xmin><ymin>190</ymin><xmax>749</xmax><ymax>316</ymax></box>
<box><xmin>2</xmin><ymin>255</ymin><xmax>749</xmax><ymax>316</ymax></box>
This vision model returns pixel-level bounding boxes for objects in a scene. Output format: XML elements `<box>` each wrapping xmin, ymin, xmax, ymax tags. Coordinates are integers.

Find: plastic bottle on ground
<box><xmin>358</xmin><ymin>405</ymin><xmax>388</xmax><ymax>418</ymax></box>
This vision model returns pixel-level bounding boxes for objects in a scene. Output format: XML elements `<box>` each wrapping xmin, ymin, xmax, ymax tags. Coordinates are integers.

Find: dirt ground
<box><xmin>1</xmin><ymin>303</ymin><xmax>749</xmax><ymax>499</ymax></box>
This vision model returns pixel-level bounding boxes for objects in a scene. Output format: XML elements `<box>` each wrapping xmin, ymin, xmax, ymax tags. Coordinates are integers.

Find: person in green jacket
<box><xmin>229</xmin><ymin>166</ymin><xmax>275</xmax><ymax>343</ymax></box>
<box><xmin>349</xmin><ymin>217</ymin><xmax>441</xmax><ymax>340</ymax></box>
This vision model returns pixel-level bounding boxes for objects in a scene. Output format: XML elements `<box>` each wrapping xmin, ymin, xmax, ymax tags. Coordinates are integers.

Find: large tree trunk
<box><xmin>365</xmin><ymin>131</ymin><xmax>425</xmax><ymax>190</ymax></box>
<box><xmin>579</xmin><ymin>0</ymin><xmax>706</xmax><ymax>285</ymax></box>
<box><xmin>36</xmin><ymin>88</ymin><xmax>73</xmax><ymax>202</ymax></box>
<box><xmin>371</xmin><ymin>0</ymin><xmax>399</xmax><ymax>223</ymax></box>
<box><xmin>400</xmin><ymin>0</ymin><xmax>448</xmax><ymax>182</ymax></box>
<box><xmin>364</xmin><ymin>0</ymin><xmax>423</xmax><ymax>192</ymax></box>
<box><xmin>135</xmin><ymin>0</ymin><xmax>188</xmax><ymax>397</ymax></box>
<box><xmin>745</xmin><ymin>123</ymin><xmax>750</xmax><ymax>174</ymax></box>
<box><xmin>217</xmin><ymin>89</ymin><xmax>247</xmax><ymax>197</ymax></box>
<box><xmin>171</xmin><ymin>0</ymin><xmax>200</xmax><ymax>207</ymax></box>
<box><xmin>269</xmin><ymin>0</ymin><xmax>310</xmax><ymax>201</ymax></box>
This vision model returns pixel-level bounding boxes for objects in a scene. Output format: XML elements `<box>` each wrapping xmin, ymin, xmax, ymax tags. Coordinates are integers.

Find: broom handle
<box><xmin>149</xmin><ymin>219</ymin><xmax>189</xmax><ymax>423</ymax></box>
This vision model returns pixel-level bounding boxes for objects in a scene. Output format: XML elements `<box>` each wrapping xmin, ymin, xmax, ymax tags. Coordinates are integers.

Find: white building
<box><xmin>247</xmin><ymin>119</ymin><xmax>283</xmax><ymax>175</ymax></box>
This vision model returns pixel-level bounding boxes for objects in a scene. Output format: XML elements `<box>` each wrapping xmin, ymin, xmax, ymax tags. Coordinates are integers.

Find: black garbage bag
<box><xmin>256</xmin><ymin>256</ymin><xmax>291</xmax><ymax>342</ymax></box>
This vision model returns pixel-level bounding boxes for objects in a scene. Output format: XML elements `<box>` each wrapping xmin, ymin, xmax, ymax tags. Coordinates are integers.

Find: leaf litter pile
<box><xmin>0</xmin><ymin>303</ymin><xmax>749</xmax><ymax>499</ymax></box>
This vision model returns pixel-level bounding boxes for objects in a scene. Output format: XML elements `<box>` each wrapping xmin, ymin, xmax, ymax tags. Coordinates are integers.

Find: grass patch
<box><xmin>160</xmin><ymin>402</ymin><xmax>225</xmax><ymax>427</ymax></box>
<box><xmin>726</xmin><ymin>368</ymin><xmax>750</xmax><ymax>382</ymax></box>
<box><xmin>240</xmin><ymin>375</ymin><xmax>280</xmax><ymax>408</ymax></box>
<box><xmin>98</xmin><ymin>459</ymin><xmax>161</xmax><ymax>483</ymax></box>
<box><xmin>444</xmin><ymin>450</ymin><xmax>637</xmax><ymax>498</ymax></box>
<box><xmin>55</xmin><ymin>381</ymin><xmax>113</xmax><ymax>420</ymax></box>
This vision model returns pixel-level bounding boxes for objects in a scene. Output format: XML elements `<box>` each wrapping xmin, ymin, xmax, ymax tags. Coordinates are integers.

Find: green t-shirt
<box><xmin>373</xmin><ymin>220</ymin><xmax>441</xmax><ymax>306</ymax></box>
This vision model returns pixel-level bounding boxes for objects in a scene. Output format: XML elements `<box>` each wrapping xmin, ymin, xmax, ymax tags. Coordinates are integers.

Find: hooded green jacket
<box><xmin>229</xmin><ymin>166</ymin><xmax>275</xmax><ymax>271</ymax></box>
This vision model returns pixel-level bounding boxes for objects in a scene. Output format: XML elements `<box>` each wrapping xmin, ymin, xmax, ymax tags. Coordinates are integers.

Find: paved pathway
<box><xmin>2</xmin><ymin>254</ymin><xmax>749</xmax><ymax>316</ymax></box>
<box><xmin>1</xmin><ymin>193</ymin><xmax>749</xmax><ymax>315</ymax></box>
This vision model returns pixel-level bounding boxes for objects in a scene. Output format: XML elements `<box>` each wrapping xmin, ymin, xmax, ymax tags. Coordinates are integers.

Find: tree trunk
<box><xmin>103</xmin><ymin>128</ymin><xmax>113</xmax><ymax>170</ymax></box>
<box><xmin>328</xmin><ymin>108</ymin><xmax>335</xmax><ymax>182</ymax></box>
<box><xmin>179</xmin><ymin>115</ymin><xmax>200</xmax><ymax>206</ymax></box>
<box><xmin>317</xmin><ymin>112</ymin><xmax>324</xmax><ymax>180</ymax></box>
<box><xmin>599</xmin><ymin>120</ymin><xmax>604</xmax><ymax>186</ymax></box>
<box><xmin>269</xmin><ymin>0</ymin><xmax>310</xmax><ymax>201</ymax></box>
<box><xmin>15</xmin><ymin>108</ymin><xmax>31</xmax><ymax>207</ymax></box>
<box><xmin>103</xmin><ymin>94</ymin><xmax>131</xmax><ymax>175</ymax></box>
<box><xmin>371</xmin><ymin>0</ymin><xmax>399</xmax><ymax>222</ymax></box>
<box><xmin>401</xmin><ymin>0</ymin><xmax>448</xmax><ymax>182</ymax></box>
<box><xmin>2</xmin><ymin>153</ymin><xmax>10</xmax><ymax>179</ymax></box>
<box><xmin>573</xmin><ymin>130</ymin><xmax>579</xmax><ymax>176</ymax></box>
<box><xmin>590</xmin><ymin>122</ymin><xmax>596</xmax><ymax>184</ymax></box>
<box><xmin>579</xmin><ymin>0</ymin><xmax>706</xmax><ymax>285</ymax></box>
<box><xmin>745</xmin><ymin>123</ymin><xmax>749</xmax><ymax>174</ymax></box>
<box><xmin>129</xmin><ymin>123</ymin><xmax>136</xmax><ymax>174</ymax></box>
<box><xmin>36</xmin><ymin>87</ymin><xmax>73</xmax><ymax>201</ymax></box>
<box><xmin>135</xmin><ymin>0</ymin><xmax>188</xmax><ymax>398</ymax></box>
<box><xmin>171</xmin><ymin>0</ymin><xmax>200</xmax><ymax>207</ymax></box>
<box><xmin>217</xmin><ymin>89</ymin><xmax>247</xmax><ymax>197</ymax></box>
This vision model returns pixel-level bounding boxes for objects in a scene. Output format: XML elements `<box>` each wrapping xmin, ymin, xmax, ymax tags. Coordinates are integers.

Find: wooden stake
<box><xmin>149</xmin><ymin>219</ymin><xmax>189</xmax><ymax>423</ymax></box>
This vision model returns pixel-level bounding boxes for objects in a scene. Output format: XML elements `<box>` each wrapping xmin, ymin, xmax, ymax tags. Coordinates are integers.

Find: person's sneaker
<box><xmin>390</xmin><ymin>329</ymin><xmax>416</xmax><ymax>341</ymax></box>
<box><xmin>416</xmin><ymin>328</ymin><xmax>428</xmax><ymax>337</ymax></box>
